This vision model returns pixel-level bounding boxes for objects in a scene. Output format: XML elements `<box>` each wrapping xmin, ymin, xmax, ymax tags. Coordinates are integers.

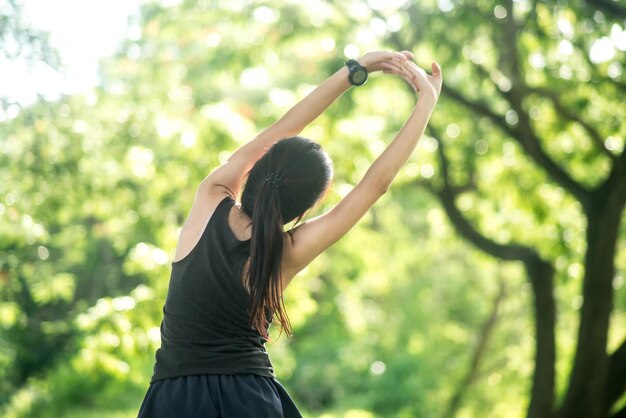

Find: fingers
<box><xmin>389</xmin><ymin>51</ymin><xmax>409</xmax><ymax>64</ymax></box>
<box><xmin>396</xmin><ymin>72</ymin><xmax>418</xmax><ymax>91</ymax></box>
<box><xmin>429</xmin><ymin>61</ymin><xmax>443</xmax><ymax>91</ymax></box>
<box><xmin>403</xmin><ymin>61</ymin><xmax>435</xmax><ymax>95</ymax></box>
<box><xmin>405</xmin><ymin>60</ymin><xmax>440</xmax><ymax>78</ymax></box>
<box><xmin>403</xmin><ymin>60</ymin><xmax>428</xmax><ymax>80</ymax></box>
<box><xmin>380</xmin><ymin>61</ymin><xmax>418</xmax><ymax>91</ymax></box>
<box><xmin>376</xmin><ymin>51</ymin><xmax>441</xmax><ymax>94</ymax></box>
<box><xmin>400</xmin><ymin>50</ymin><xmax>414</xmax><ymax>60</ymax></box>
<box><xmin>380</xmin><ymin>61</ymin><xmax>410</xmax><ymax>76</ymax></box>
<box><xmin>431</xmin><ymin>61</ymin><xmax>442</xmax><ymax>78</ymax></box>
<box><xmin>367</xmin><ymin>50</ymin><xmax>412</xmax><ymax>71</ymax></box>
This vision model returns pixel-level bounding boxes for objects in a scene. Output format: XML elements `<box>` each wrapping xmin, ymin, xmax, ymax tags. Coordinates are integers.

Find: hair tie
<box><xmin>265</xmin><ymin>172</ymin><xmax>282</xmax><ymax>189</ymax></box>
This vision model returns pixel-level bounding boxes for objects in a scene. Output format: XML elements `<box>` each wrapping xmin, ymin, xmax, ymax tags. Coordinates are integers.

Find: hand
<box><xmin>358</xmin><ymin>50</ymin><xmax>419</xmax><ymax>91</ymax></box>
<box><xmin>406</xmin><ymin>61</ymin><xmax>442</xmax><ymax>99</ymax></box>
<box><xmin>383</xmin><ymin>60</ymin><xmax>442</xmax><ymax>99</ymax></box>
<box><xmin>357</xmin><ymin>50</ymin><xmax>414</xmax><ymax>73</ymax></box>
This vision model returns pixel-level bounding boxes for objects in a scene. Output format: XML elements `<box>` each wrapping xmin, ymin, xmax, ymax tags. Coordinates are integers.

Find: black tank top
<box><xmin>150</xmin><ymin>195</ymin><xmax>274</xmax><ymax>383</ymax></box>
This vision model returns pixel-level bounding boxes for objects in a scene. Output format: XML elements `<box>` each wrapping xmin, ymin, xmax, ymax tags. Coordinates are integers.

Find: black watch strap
<box><xmin>345</xmin><ymin>59</ymin><xmax>368</xmax><ymax>86</ymax></box>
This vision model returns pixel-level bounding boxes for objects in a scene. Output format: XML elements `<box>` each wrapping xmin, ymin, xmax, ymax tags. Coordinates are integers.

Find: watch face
<box><xmin>353</xmin><ymin>70</ymin><xmax>366</xmax><ymax>85</ymax></box>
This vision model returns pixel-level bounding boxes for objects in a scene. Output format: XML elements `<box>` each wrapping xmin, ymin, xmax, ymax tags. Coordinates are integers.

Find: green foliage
<box><xmin>1</xmin><ymin>0</ymin><xmax>625</xmax><ymax>417</ymax></box>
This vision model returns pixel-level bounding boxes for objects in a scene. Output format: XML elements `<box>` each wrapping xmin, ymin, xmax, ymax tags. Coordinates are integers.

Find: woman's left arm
<box><xmin>199</xmin><ymin>50</ymin><xmax>415</xmax><ymax>199</ymax></box>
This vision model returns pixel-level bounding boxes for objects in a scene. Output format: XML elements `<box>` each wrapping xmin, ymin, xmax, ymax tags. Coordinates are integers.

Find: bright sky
<box><xmin>3</xmin><ymin>0</ymin><xmax>141</xmax><ymax>105</ymax></box>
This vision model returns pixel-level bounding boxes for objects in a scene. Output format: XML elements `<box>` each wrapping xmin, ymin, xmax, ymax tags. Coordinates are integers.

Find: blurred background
<box><xmin>1</xmin><ymin>0</ymin><xmax>625</xmax><ymax>417</ymax></box>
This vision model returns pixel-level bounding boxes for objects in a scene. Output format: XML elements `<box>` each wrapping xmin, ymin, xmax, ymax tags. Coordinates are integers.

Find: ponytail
<box><xmin>241</xmin><ymin>137</ymin><xmax>333</xmax><ymax>338</ymax></box>
<box><xmin>246</xmin><ymin>177</ymin><xmax>292</xmax><ymax>337</ymax></box>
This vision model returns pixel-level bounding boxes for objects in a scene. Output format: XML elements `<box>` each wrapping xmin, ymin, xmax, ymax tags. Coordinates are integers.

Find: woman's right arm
<box><xmin>281</xmin><ymin>61</ymin><xmax>442</xmax><ymax>287</ymax></box>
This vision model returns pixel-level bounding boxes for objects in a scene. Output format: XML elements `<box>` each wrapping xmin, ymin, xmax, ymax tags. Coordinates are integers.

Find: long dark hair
<box><xmin>241</xmin><ymin>136</ymin><xmax>333</xmax><ymax>337</ymax></box>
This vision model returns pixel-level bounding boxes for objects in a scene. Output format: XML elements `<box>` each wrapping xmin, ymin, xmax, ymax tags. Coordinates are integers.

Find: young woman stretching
<box><xmin>138</xmin><ymin>50</ymin><xmax>442</xmax><ymax>417</ymax></box>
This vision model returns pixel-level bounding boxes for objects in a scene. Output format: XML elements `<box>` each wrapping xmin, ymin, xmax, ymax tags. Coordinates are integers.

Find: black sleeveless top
<box><xmin>150</xmin><ymin>195</ymin><xmax>274</xmax><ymax>383</ymax></box>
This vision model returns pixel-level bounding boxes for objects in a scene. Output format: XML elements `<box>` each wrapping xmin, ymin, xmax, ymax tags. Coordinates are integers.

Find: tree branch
<box><xmin>381</xmin><ymin>0</ymin><xmax>590</xmax><ymax>207</ymax></box>
<box><xmin>426</xmin><ymin>125</ymin><xmax>556</xmax><ymax>418</ymax></box>
<box><xmin>496</xmin><ymin>0</ymin><xmax>593</xmax><ymax>209</ymax></box>
<box><xmin>441</xmin><ymin>273</ymin><xmax>506</xmax><ymax>418</ymax></box>
<box><xmin>442</xmin><ymin>85</ymin><xmax>516</xmax><ymax>137</ymax></box>
<box><xmin>428</xmin><ymin>126</ymin><xmax>534</xmax><ymax>262</ymax></box>
<box><xmin>527</xmin><ymin>86</ymin><xmax>616</xmax><ymax>161</ymax></box>
<box><xmin>429</xmin><ymin>124</ymin><xmax>548</xmax><ymax>265</ymax></box>
<box><xmin>443</xmin><ymin>84</ymin><xmax>591</xmax><ymax>207</ymax></box>
<box><xmin>585</xmin><ymin>0</ymin><xmax>626</xmax><ymax>19</ymax></box>
<box><xmin>472</xmin><ymin>60</ymin><xmax>615</xmax><ymax>162</ymax></box>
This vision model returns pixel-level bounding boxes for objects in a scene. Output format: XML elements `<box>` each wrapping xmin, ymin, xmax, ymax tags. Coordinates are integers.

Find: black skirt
<box><xmin>137</xmin><ymin>374</ymin><xmax>302</xmax><ymax>418</ymax></box>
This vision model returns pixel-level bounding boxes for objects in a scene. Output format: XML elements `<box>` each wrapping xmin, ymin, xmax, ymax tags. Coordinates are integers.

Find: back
<box><xmin>150</xmin><ymin>195</ymin><xmax>274</xmax><ymax>383</ymax></box>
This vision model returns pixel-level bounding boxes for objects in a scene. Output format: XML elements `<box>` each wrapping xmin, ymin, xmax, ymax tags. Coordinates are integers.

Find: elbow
<box><xmin>375</xmin><ymin>173</ymin><xmax>394</xmax><ymax>195</ymax></box>
<box><xmin>370</xmin><ymin>177</ymin><xmax>392</xmax><ymax>196</ymax></box>
<box><xmin>362</xmin><ymin>163</ymin><xmax>396</xmax><ymax>196</ymax></box>
<box><xmin>378</xmin><ymin>180</ymin><xmax>392</xmax><ymax>195</ymax></box>
<box><xmin>361</xmin><ymin>173</ymin><xmax>393</xmax><ymax>196</ymax></box>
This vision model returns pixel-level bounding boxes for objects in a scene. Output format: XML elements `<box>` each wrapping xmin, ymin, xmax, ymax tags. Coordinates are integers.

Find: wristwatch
<box><xmin>345</xmin><ymin>59</ymin><xmax>368</xmax><ymax>86</ymax></box>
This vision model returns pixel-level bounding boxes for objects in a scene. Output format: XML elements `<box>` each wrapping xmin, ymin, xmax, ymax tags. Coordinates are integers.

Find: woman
<box><xmin>138</xmin><ymin>50</ymin><xmax>442</xmax><ymax>417</ymax></box>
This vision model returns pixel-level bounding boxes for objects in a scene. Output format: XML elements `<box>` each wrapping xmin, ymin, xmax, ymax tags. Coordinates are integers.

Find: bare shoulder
<box><xmin>173</xmin><ymin>184</ymin><xmax>233</xmax><ymax>263</ymax></box>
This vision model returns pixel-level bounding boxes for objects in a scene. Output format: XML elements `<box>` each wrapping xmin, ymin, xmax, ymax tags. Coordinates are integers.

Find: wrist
<box><xmin>345</xmin><ymin>59</ymin><xmax>368</xmax><ymax>86</ymax></box>
<box><xmin>416</xmin><ymin>84</ymin><xmax>438</xmax><ymax>102</ymax></box>
<box><xmin>415</xmin><ymin>92</ymin><xmax>438</xmax><ymax>111</ymax></box>
<box><xmin>356</xmin><ymin>57</ymin><xmax>367</xmax><ymax>71</ymax></box>
<box><xmin>356</xmin><ymin>55</ymin><xmax>374</xmax><ymax>72</ymax></box>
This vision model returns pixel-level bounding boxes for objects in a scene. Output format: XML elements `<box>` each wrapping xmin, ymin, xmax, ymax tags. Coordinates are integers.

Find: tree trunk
<box><xmin>558</xmin><ymin>180</ymin><xmax>626</xmax><ymax>418</ymax></box>
<box><xmin>525</xmin><ymin>258</ymin><xmax>556</xmax><ymax>418</ymax></box>
<box><xmin>433</xmin><ymin>186</ymin><xmax>556</xmax><ymax>417</ymax></box>
<box><xmin>606</xmin><ymin>339</ymin><xmax>626</xmax><ymax>413</ymax></box>
<box><xmin>611</xmin><ymin>404</ymin><xmax>626</xmax><ymax>418</ymax></box>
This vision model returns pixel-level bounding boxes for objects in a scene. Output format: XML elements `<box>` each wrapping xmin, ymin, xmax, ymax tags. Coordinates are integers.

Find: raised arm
<box><xmin>201</xmin><ymin>51</ymin><xmax>414</xmax><ymax>198</ymax></box>
<box><xmin>172</xmin><ymin>52</ymin><xmax>416</xmax><ymax>263</ymax></box>
<box><xmin>282</xmin><ymin>60</ymin><xmax>442</xmax><ymax>285</ymax></box>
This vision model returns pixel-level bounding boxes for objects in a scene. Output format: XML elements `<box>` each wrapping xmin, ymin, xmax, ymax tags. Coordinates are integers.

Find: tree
<box><xmin>2</xmin><ymin>1</ymin><xmax>624</xmax><ymax>417</ymax></box>
<box><xmin>370</xmin><ymin>0</ymin><xmax>626</xmax><ymax>416</ymax></box>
